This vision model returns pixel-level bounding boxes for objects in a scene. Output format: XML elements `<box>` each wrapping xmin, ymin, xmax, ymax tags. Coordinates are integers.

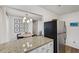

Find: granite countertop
<box><xmin>0</xmin><ymin>36</ymin><xmax>53</xmax><ymax>53</ymax></box>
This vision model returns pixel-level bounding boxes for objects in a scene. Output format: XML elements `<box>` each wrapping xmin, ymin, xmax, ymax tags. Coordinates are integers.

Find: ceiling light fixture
<box><xmin>23</xmin><ymin>14</ymin><xmax>33</xmax><ymax>23</ymax></box>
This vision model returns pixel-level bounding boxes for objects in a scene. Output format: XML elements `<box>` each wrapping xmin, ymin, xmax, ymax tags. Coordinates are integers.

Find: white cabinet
<box><xmin>29</xmin><ymin>41</ymin><xmax>53</xmax><ymax>53</ymax></box>
<box><xmin>47</xmin><ymin>42</ymin><xmax>53</xmax><ymax>53</ymax></box>
<box><xmin>38</xmin><ymin>44</ymin><xmax>48</xmax><ymax>53</ymax></box>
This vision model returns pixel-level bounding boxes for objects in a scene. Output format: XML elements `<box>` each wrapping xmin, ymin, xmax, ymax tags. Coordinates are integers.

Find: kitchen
<box><xmin>0</xmin><ymin>5</ymin><xmax>79</xmax><ymax>53</ymax></box>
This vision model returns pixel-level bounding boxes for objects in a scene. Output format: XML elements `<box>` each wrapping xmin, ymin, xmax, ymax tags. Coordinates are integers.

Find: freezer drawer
<box><xmin>57</xmin><ymin>33</ymin><xmax>66</xmax><ymax>53</ymax></box>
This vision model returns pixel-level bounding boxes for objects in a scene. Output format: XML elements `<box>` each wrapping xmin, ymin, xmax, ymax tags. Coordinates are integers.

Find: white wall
<box><xmin>28</xmin><ymin>21</ymin><xmax>33</xmax><ymax>34</ymax></box>
<box><xmin>0</xmin><ymin>7</ymin><xmax>10</xmax><ymax>44</ymax></box>
<box><xmin>38</xmin><ymin>20</ymin><xmax>43</xmax><ymax>35</ymax></box>
<box><xmin>60</xmin><ymin>12</ymin><xmax>79</xmax><ymax>49</ymax></box>
<box><xmin>33</xmin><ymin>20</ymin><xmax>38</xmax><ymax>35</ymax></box>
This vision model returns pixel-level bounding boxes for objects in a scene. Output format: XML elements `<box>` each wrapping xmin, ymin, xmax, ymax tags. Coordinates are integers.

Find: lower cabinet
<box><xmin>29</xmin><ymin>41</ymin><xmax>53</xmax><ymax>53</ymax></box>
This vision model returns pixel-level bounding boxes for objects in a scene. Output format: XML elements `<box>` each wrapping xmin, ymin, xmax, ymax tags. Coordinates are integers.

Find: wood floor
<box><xmin>65</xmin><ymin>45</ymin><xmax>79</xmax><ymax>53</ymax></box>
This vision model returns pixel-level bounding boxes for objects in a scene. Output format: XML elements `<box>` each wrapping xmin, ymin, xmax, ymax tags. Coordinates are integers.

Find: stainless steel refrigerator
<box><xmin>44</xmin><ymin>20</ymin><xmax>66</xmax><ymax>53</ymax></box>
<box><xmin>57</xmin><ymin>20</ymin><xmax>66</xmax><ymax>53</ymax></box>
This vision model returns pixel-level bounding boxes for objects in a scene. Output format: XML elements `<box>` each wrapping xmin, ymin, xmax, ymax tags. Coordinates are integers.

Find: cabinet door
<box><xmin>40</xmin><ymin>44</ymin><xmax>48</xmax><ymax>53</ymax></box>
<box><xmin>29</xmin><ymin>45</ymin><xmax>48</xmax><ymax>53</ymax></box>
<box><xmin>38</xmin><ymin>42</ymin><xmax>53</xmax><ymax>53</ymax></box>
<box><xmin>46</xmin><ymin>42</ymin><xmax>53</xmax><ymax>53</ymax></box>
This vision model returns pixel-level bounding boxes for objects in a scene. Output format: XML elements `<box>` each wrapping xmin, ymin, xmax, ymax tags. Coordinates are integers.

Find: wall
<box><xmin>0</xmin><ymin>7</ymin><xmax>10</xmax><ymax>44</ymax></box>
<box><xmin>60</xmin><ymin>12</ymin><xmax>79</xmax><ymax>49</ymax></box>
<box><xmin>0</xmin><ymin>7</ymin><xmax>5</xmax><ymax>44</ymax></box>
<box><xmin>38</xmin><ymin>20</ymin><xmax>43</xmax><ymax>35</ymax></box>
<box><xmin>28</xmin><ymin>21</ymin><xmax>33</xmax><ymax>34</ymax></box>
<box><xmin>33</xmin><ymin>20</ymin><xmax>38</xmax><ymax>35</ymax></box>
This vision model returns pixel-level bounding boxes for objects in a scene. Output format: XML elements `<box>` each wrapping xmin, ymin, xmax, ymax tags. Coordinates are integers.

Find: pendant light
<box><xmin>23</xmin><ymin>14</ymin><xmax>33</xmax><ymax>23</ymax></box>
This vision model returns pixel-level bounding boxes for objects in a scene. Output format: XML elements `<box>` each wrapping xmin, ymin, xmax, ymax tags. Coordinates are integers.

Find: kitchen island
<box><xmin>0</xmin><ymin>36</ymin><xmax>53</xmax><ymax>53</ymax></box>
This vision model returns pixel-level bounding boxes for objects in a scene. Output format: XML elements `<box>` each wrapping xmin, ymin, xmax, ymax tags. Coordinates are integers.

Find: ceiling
<box><xmin>40</xmin><ymin>5</ymin><xmax>79</xmax><ymax>15</ymax></box>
